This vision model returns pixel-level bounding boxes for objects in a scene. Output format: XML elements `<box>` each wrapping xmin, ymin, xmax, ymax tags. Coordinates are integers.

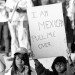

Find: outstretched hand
<box><xmin>29</xmin><ymin>51</ymin><xmax>39</xmax><ymax>65</ymax></box>
<box><xmin>66</xmin><ymin>48</ymin><xmax>71</xmax><ymax>58</ymax></box>
<box><xmin>66</xmin><ymin>48</ymin><xmax>72</xmax><ymax>64</ymax></box>
<box><xmin>29</xmin><ymin>50</ymin><xmax>35</xmax><ymax>59</ymax></box>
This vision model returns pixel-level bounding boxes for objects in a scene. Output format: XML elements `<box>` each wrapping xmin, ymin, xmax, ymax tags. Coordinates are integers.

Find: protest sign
<box><xmin>27</xmin><ymin>3</ymin><xmax>68</xmax><ymax>58</ymax></box>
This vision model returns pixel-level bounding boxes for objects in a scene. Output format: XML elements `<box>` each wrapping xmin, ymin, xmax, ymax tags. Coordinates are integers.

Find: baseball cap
<box><xmin>14</xmin><ymin>47</ymin><xmax>28</xmax><ymax>55</ymax></box>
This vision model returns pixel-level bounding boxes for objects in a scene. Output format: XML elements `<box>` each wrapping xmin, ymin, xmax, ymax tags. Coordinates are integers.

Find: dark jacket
<box><xmin>34</xmin><ymin>59</ymin><xmax>57</xmax><ymax>75</ymax></box>
<box><xmin>34</xmin><ymin>59</ymin><xmax>74</xmax><ymax>75</ymax></box>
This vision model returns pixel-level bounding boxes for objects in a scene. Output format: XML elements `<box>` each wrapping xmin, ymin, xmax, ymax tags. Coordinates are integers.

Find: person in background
<box><xmin>0</xmin><ymin>0</ymin><xmax>9</xmax><ymax>56</ymax></box>
<box><xmin>56</xmin><ymin>0</ymin><xmax>73</xmax><ymax>53</ymax></box>
<box><xmin>67</xmin><ymin>0</ymin><xmax>75</xmax><ymax>53</ymax></box>
<box><xmin>5</xmin><ymin>0</ymin><xmax>33</xmax><ymax>58</ymax></box>
<box><xmin>6</xmin><ymin>47</ymin><xmax>36</xmax><ymax>75</ymax></box>
<box><xmin>67</xmin><ymin>0</ymin><xmax>75</xmax><ymax>29</ymax></box>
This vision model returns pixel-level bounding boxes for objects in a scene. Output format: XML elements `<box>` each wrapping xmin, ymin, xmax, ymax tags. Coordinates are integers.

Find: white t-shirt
<box><xmin>6</xmin><ymin>0</ymin><xmax>33</xmax><ymax>21</ymax></box>
<box><xmin>67</xmin><ymin>0</ymin><xmax>75</xmax><ymax>20</ymax></box>
<box><xmin>0</xmin><ymin>2</ymin><xmax>8</xmax><ymax>22</ymax></box>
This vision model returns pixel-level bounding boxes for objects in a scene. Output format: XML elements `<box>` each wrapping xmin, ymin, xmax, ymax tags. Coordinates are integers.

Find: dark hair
<box><xmin>32</xmin><ymin>0</ymin><xmax>39</xmax><ymax>6</ymax></box>
<box><xmin>11</xmin><ymin>53</ymin><xmax>31</xmax><ymax>75</ymax></box>
<box><xmin>51</xmin><ymin>56</ymin><xmax>67</xmax><ymax>75</ymax></box>
<box><xmin>32</xmin><ymin>0</ymin><xmax>51</xmax><ymax>6</ymax></box>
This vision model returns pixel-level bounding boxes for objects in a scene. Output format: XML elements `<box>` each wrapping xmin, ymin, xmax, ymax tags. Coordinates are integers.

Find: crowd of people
<box><xmin>0</xmin><ymin>47</ymin><xmax>75</xmax><ymax>75</ymax></box>
<box><xmin>0</xmin><ymin>0</ymin><xmax>75</xmax><ymax>75</ymax></box>
<box><xmin>0</xmin><ymin>0</ymin><xmax>74</xmax><ymax>54</ymax></box>
<box><xmin>0</xmin><ymin>0</ymin><xmax>74</xmax><ymax>56</ymax></box>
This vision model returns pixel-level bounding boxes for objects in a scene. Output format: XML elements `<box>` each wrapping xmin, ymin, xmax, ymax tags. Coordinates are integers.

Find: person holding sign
<box><xmin>31</xmin><ymin>49</ymin><xmax>75</xmax><ymax>75</ymax></box>
<box><xmin>56</xmin><ymin>0</ymin><xmax>73</xmax><ymax>52</ymax></box>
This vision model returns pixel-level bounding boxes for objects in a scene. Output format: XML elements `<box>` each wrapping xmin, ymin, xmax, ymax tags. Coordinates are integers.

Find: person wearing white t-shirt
<box><xmin>6</xmin><ymin>0</ymin><xmax>33</xmax><ymax>57</ymax></box>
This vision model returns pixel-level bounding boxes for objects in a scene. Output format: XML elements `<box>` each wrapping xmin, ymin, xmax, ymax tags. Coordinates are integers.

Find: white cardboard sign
<box><xmin>27</xmin><ymin>3</ymin><xmax>68</xmax><ymax>58</ymax></box>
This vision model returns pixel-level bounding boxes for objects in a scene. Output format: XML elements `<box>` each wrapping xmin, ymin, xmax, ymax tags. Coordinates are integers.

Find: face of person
<box><xmin>55</xmin><ymin>62</ymin><xmax>66</xmax><ymax>73</ymax></box>
<box><xmin>41</xmin><ymin>0</ymin><xmax>49</xmax><ymax>5</ymax></box>
<box><xmin>15</xmin><ymin>55</ymin><xmax>24</xmax><ymax>70</ymax></box>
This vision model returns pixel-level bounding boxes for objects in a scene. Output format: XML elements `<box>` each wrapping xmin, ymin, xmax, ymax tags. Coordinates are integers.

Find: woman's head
<box><xmin>12</xmin><ymin>47</ymin><xmax>31</xmax><ymax>75</ymax></box>
<box><xmin>52</xmin><ymin>56</ymin><xmax>67</xmax><ymax>74</ymax></box>
<box><xmin>14</xmin><ymin>53</ymin><xmax>29</xmax><ymax>70</ymax></box>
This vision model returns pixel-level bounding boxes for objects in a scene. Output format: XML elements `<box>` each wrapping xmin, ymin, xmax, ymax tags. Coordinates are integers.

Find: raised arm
<box><xmin>34</xmin><ymin>59</ymin><xmax>50</xmax><ymax>75</ymax></box>
<box><xmin>66</xmin><ymin>49</ymin><xmax>73</xmax><ymax>65</ymax></box>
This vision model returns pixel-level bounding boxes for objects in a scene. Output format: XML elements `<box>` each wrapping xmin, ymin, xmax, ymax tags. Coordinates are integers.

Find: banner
<box><xmin>27</xmin><ymin>3</ymin><xmax>68</xmax><ymax>58</ymax></box>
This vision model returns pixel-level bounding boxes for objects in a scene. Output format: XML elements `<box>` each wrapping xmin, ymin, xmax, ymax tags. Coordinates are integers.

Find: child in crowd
<box><xmin>57</xmin><ymin>0</ymin><xmax>74</xmax><ymax>53</ymax></box>
<box><xmin>8</xmin><ymin>47</ymin><xmax>36</xmax><ymax>75</ymax></box>
<box><xmin>33</xmin><ymin>56</ymin><xmax>74</xmax><ymax>75</ymax></box>
<box><xmin>30</xmin><ymin>46</ymin><xmax>75</xmax><ymax>75</ymax></box>
<box><xmin>30</xmin><ymin>49</ymin><xmax>74</xmax><ymax>75</ymax></box>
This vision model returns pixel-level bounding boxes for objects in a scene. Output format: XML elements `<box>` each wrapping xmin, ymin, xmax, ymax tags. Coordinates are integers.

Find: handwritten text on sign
<box><xmin>27</xmin><ymin>3</ymin><xmax>68</xmax><ymax>58</ymax></box>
